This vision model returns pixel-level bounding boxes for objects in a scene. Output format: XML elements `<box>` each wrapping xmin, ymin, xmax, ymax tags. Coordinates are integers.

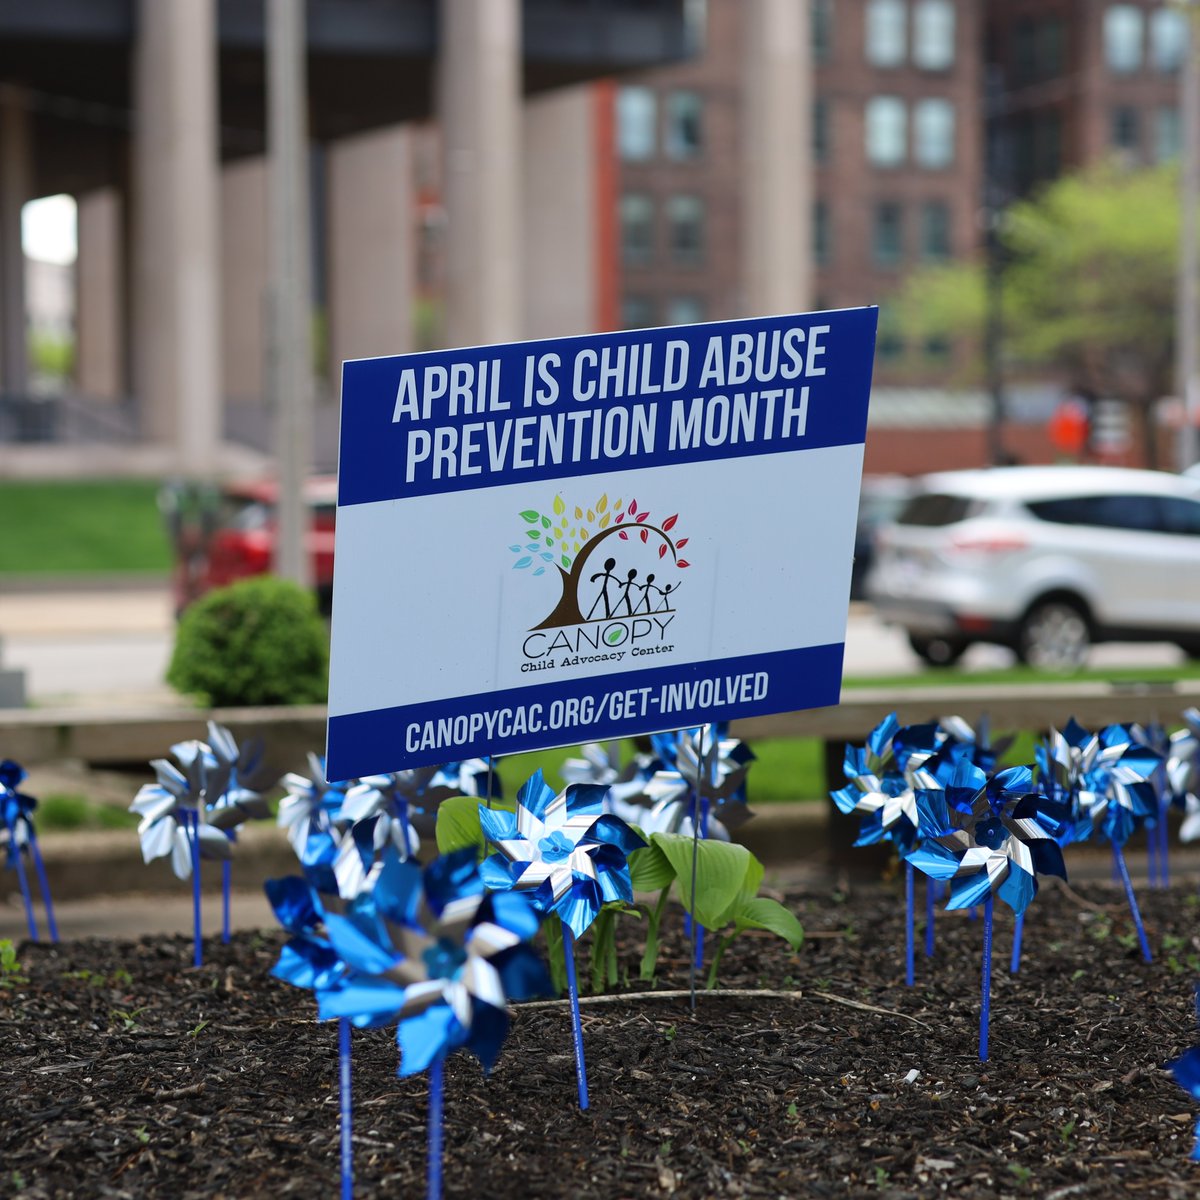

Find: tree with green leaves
<box><xmin>510</xmin><ymin>492</ymin><xmax>690</xmax><ymax>629</ymax></box>
<box><xmin>897</xmin><ymin>164</ymin><xmax>1180</xmax><ymax>466</ymax></box>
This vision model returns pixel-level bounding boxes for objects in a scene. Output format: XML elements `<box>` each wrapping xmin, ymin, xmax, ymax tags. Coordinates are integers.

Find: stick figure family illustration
<box><xmin>585</xmin><ymin>557</ymin><xmax>680</xmax><ymax>620</ymax></box>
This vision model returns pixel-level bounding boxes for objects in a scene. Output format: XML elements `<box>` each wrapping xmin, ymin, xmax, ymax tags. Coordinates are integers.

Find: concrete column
<box><xmin>132</xmin><ymin>0</ymin><xmax>221</xmax><ymax>474</ymax></box>
<box><xmin>76</xmin><ymin>188</ymin><xmax>125</xmax><ymax>401</ymax></box>
<box><xmin>741</xmin><ymin>0</ymin><xmax>812</xmax><ymax>316</ymax></box>
<box><xmin>220</xmin><ymin>158</ymin><xmax>268</xmax><ymax>404</ymax></box>
<box><xmin>0</xmin><ymin>85</ymin><xmax>31</xmax><ymax>396</ymax></box>
<box><xmin>521</xmin><ymin>86</ymin><xmax>596</xmax><ymax>340</ymax></box>
<box><xmin>438</xmin><ymin>0</ymin><xmax>521</xmax><ymax>347</ymax></box>
<box><xmin>327</xmin><ymin>126</ymin><xmax>414</xmax><ymax>378</ymax></box>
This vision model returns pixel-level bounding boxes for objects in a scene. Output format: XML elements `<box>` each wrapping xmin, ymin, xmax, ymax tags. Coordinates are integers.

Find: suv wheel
<box><xmin>1017</xmin><ymin>600</ymin><xmax>1090</xmax><ymax>671</ymax></box>
<box><xmin>907</xmin><ymin>633</ymin><xmax>967</xmax><ymax>667</ymax></box>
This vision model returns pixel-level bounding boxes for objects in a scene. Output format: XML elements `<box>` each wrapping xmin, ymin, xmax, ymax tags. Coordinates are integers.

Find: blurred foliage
<box><xmin>29</xmin><ymin>331</ymin><xmax>74</xmax><ymax>379</ymax></box>
<box><xmin>0</xmin><ymin>479</ymin><xmax>170</xmax><ymax>574</ymax></box>
<box><xmin>897</xmin><ymin>164</ymin><xmax>1179</xmax><ymax>458</ymax></box>
<box><xmin>167</xmin><ymin>575</ymin><xmax>329</xmax><ymax>707</ymax></box>
<box><xmin>38</xmin><ymin>794</ymin><xmax>135</xmax><ymax>832</ymax></box>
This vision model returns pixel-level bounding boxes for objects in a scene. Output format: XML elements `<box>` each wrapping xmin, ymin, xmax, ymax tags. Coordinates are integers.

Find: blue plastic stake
<box><xmin>924</xmin><ymin>874</ymin><xmax>936</xmax><ymax>958</ymax></box>
<box><xmin>693</xmin><ymin>796</ymin><xmax>710</xmax><ymax>974</ymax></box>
<box><xmin>27</xmin><ymin>832</ymin><xmax>58</xmax><ymax>943</ymax></box>
<box><xmin>427</xmin><ymin>1057</ymin><xmax>444</xmax><ymax>1200</ymax></box>
<box><xmin>980</xmin><ymin>895</ymin><xmax>993</xmax><ymax>1062</ymax></box>
<box><xmin>188</xmin><ymin>812</ymin><xmax>202</xmax><ymax>968</ymax></box>
<box><xmin>10</xmin><ymin>834</ymin><xmax>39</xmax><ymax>943</ymax></box>
<box><xmin>905</xmin><ymin>860</ymin><xmax>914</xmax><ymax>986</ymax></box>
<box><xmin>561</xmin><ymin>923</ymin><xmax>590</xmax><ymax>1110</ymax></box>
<box><xmin>1159</xmin><ymin>796</ymin><xmax>1170</xmax><ymax>888</ymax></box>
<box><xmin>1010</xmin><ymin>911</ymin><xmax>1024</xmax><ymax>974</ymax></box>
<box><xmin>1147</xmin><ymin>821</ymin><xmax>1158</xmax><ymax>891</ymax></box>
<box><xmin>221</xmin><ymin>859</ymin><xmax>232</xmax><ymax>944</ymax></box>
<box><xmin>339</xmin><ymin>1016</ymin><xmax>354</xmax><ymax>1200</ymax></box>
<box><xmin>1112</xmin><ymin>843</ymin><xmax>1152</xmax><ymax>963</ymax></box>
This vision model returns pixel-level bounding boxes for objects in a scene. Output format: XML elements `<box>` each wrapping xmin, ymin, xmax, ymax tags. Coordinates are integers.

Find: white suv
<box><xmin>865</xmin><ymin>465</ymin><xmax>1200</xmax><ymax>670</ymax></box>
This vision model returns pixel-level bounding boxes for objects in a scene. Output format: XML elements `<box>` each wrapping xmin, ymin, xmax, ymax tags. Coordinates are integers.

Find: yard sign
<box><xmin>326</xmin><ymin>308</ymin><xmax>877</xmax><ymax>780</ymax></box>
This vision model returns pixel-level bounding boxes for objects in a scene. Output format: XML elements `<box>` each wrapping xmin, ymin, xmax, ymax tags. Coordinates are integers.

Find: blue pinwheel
<box><xmin>907</xmin><ymin>760</ymin><xmax>1069</xmax><ymax>916</ymax></box>
<box><xmin>938</xmin><ymin>714</ymin><xmax>1015</xmax><ymax>777</ymax></box>
<box><xmin>278</xmin><ymin>753</ymin><xmax>354</xmax><ymax>887</ymax></box>
<box><xmin>202</xmin><ymin>721</ymin><xmax>276</xmax><ymax>831</ymax></box>
<box><xmin>318</xmin><ymin>848</ymin><xmax>551</xmax><ymax>1073</ymax></box>
<box><xmin>130</xmin><ymin>751</ymin><xmax>232</xmax><ymax>877</ymax></box>
<box><xmin>1169</xmin><ymin>709</ymin><xmax>1200</xmax><ymax>844</ymax></box>
<box><xmin>637</xmin><ymin>727</ymin><xmax>756</xmax><ymax>837</ymax></box>
<box><xmin>1169</xmin><ymin>992</ymin><xmax>1200</xmax><ymax>1163</ymax></box>
<box><xmin>0</xmin><ymin>758</ymin><xmax>57</xmax><ymax>942</ymax></box>
<box><xmin>478</xmin><ymin>770</ymin><xmax>645</xmax><ymax>939</ymax></box>
<box><xmin>561</xmin><ymin>743</ymin><xmax>661</xmax><ymax>827</ymax></box>
<box><xmin>1074</xmin><ymin>724</ymin><xmax>1161</xmax><ymax>848</ymax></box>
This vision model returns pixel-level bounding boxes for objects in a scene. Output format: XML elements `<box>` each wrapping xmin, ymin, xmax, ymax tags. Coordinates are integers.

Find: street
<box><xmin>0</xmin><ymin>585</ymin><xmax>1184</xmax><ymax>706</ymax></box>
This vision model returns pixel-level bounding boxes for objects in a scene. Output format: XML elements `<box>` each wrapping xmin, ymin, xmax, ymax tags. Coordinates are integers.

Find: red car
<box><xmin>163</xmin><ymin>477</ymin><xmax>337</xmax><ymax>614</ymax></box>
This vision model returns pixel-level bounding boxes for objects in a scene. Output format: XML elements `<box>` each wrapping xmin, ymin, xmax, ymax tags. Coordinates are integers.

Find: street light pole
<box><xmin>1178</xmin><ymin>2</ymin><xmax>1200</xmax><ymax>472</ymax></box>
<box><xmin>267</xmin><ymin>0</ymin><xmax>313</xmax><ymax>588</ymax></box>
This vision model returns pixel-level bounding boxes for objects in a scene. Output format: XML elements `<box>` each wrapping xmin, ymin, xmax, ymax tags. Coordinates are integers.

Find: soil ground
<box><xmin>3</xmin><ymin>876</ymin><xmax>1199</xmax><ymax>1199</ymax></box>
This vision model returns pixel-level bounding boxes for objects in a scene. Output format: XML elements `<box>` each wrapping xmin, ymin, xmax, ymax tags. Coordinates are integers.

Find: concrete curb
<box><xmin>2</xmin><ymin>803</ymin><xmax>830</xmax><ymax>905</ymax></box>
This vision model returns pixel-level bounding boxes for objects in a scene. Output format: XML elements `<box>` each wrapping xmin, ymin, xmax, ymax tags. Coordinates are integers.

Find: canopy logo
<box><xmin>509</xmin><ymin>493</ymin><xmax>690</xmax><ymax>669</ymax></box>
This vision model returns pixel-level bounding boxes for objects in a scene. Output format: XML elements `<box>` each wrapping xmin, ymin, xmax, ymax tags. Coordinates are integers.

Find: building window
<box><xmin>1104</xmin><ymin>5</ymin><xmax>1144</xmax><ymax>74</ymax></box>
<box><xmin>813</xmin><ymin>97</ymin><xmax>829</xmax><ymax>163</ymax></box>
<box><xmin>865</xmin><ymin>0</ymin><xmax>907</xmax><ymax>68</ymax></box>
<box><xmin>1111</xmin><ymin>105</ymin><xmax>1140</xmax><ymax>155</ymax></box>
<box><xmin>619</xmin><ymin>193</ymin><xmax>654</xmax><ymax>265</ymax></box>
<box><xmin>913</xmin><ymin>99</ymin><xmax>955</xmax><ymax>168</ymax></box>
<box><xmin>1155</xmin><ymin>105</ymin><xmax>1182</xmax><ymax>161</ymax></box>
<box><xmin>873</xmin><ymin>201</ymin><xmax>903</xmax><ymax>266</ymax></box>
<box><xmin>924</xmin><ymin>335</ymin><xmax>952</xmax><ymax>362</ymax></box>
<box><xmin>1151</xmin><ymin>8</ymin><xmax>1187</xmax><ymax>73</ymax></box>
<box><xmin>812</xmin><ymin>0</ymin><xmax>833</xmax><ymax>63</ymax></box>
<box><xmin>665</xmin><ymin>296</ymin><xmax>705</xmax><ymax>326</ymax></box>
<box><xmin>665</xmin><ymin>90</ymin><xmax>703</xmax><ymax>161</ymax></box>
<box><xmin>814</xmin><ymin>199</ymin><xmax>830</xmax><ymax>266</ymax></box>
<box><xmin>621</xmin><ymin>295</ymin><xmax>654</xmax><ymax>330</ymax></box>
<box><xmin>865</xmin><ymin>96</ymin><xmax>907</xmax><ymax>167</ymax></box>
<box><xmin>616</xmin><ymin>87</ymin><xmax>656</xmax><ymax>161</ymax></box>
<box><xmin>666</xmin><ymin>194</ymin><xmax>705</xmax><ymax>264</ymax></box>
<box><xmin>1038</xmin><ymin>18</ymin><xmax>1067</xmax><ymax>80</ymax></box>
<box><xmin>920</xmin><ymin>200</ymin><xmax>951</xmax><ymax>260</ymax></box>
<box><xmin>913</xmin><ymin>0</ymin><xmax>955</xmax><ymax>70</ymax></box>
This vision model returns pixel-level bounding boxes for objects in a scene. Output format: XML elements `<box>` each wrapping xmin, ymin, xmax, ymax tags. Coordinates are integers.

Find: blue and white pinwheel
<box><xmin>636</xmin><ymin>727</ymin><xmax>756</xmax><ymax>837</ymax></box>
<box><xmin>1073</xmin><ymin>724</ymin><xmax>1162</xmax><ymax>847</ymax></box>
<box><xmin>479</xmin><ymin>770</ymin><xmax>645</xmax><ymax>939</ymax></box>
<box><xmin>832</xmin><ymin>714</ymin><xmax>944</xmax><ymax>852</ymax></box>
<box><xmin>907</xmin><ymin>759</ymin><xmax>1069</xmax><ymax>915</ymax></box>
<box><xmin>341</xmin><ymin>773</ymin><xmax>423</xmax><ymax>861</ymax></box>
<box><xmin>562</xmin><ymin>743</ymin><xmax>660</xmax><ymax>827</ymax></box>
<box><xmin>202</xmin><ymin>721</ymin><xmax>276</xmax><ymax>831</ymax></box>
<box><xmin>129</xmin><ymin>752</ymin><xmax>231</xmax><ymax>878</ymax></box>
<box><xmin>1169</xmin><ymin>709</ymin><xmax>1200</xmax><ymax>843</ymax></box>
<box><xmin>318</xmin><ymin>848</ymin><xmax>551</xmax><ymax>1074</ymax></box>
<box><xmin>278</xmin><ymin>753</ymin><xmax>353</xmax><ymax>873</ymax></box>
<box><xmin>0</xmin><ymin>758</ymin><xmax>37</xmax><ymax>866</ymax></box>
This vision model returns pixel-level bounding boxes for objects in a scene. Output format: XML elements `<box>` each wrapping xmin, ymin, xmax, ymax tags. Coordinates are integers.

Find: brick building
<box><xmin>607</xmin><ymin>0</ymin><xmax>1190</xmax><ymax>472</ymax></box>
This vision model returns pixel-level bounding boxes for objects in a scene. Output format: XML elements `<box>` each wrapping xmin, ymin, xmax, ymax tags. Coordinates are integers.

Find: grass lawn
<box><xmin>0</xmin><ymin>479</ymin><xmax>170</xmax><ymax>575</ymax></box>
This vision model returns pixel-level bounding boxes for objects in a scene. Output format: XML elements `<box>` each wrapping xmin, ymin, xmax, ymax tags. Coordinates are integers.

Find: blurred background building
<box><xmin>0</xmin><ymin>0</ymin><xmax>1195</xmax><ymax>478</ymax></box>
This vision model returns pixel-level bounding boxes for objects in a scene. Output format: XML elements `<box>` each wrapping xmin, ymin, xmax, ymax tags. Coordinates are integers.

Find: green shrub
<box><xmin>167</xmin><ymin>575</ymin><xmax>328</xmax><ymax>707</ymax></box>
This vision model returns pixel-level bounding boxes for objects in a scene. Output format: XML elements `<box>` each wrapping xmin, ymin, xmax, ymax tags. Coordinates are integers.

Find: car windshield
<box><xmin>894</xmin><ymin>492</ymin><xmax>974</xmax><ymax>527</ymax></box>
<box><xmin>217</xmin><ymin>496</ymin><xmax>272</xmax><ymax>532</ymax></box>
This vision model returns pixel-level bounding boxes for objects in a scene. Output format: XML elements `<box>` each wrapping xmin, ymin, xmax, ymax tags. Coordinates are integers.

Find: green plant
<box><xmin>167</xmin><ymin>576</ymin><xmax>328</xmax><ymax>706</ymax></box>
<box><xmin>0</xmin><ymin>939</ymin><xmax>28</xmax><ymax>989</ymax></box>
<box><xmin>1009</xmin><ymin>1163</ymin><xmax>1033</xmax><ymax>1185</ymax></box>
<box><xmin>187</xmin><ymin>1019</ymin><xmax>210</xmax><ymax>1038</ymax></box>
<box><xmin>1059</xmin><ymin>1118</ymin><xmax>1076</xmax><ymax>1149</ymax></box>
<box><xmin>629</xmin><ymin>833</ymin><xmax>804</xmax><ymax>988</ymax></box>
<box><xmin>872</xmin><ymin>1166</ymin><xmax>890</xmax><ymax>1188</ymax></box>
<box><xmin>110</xmin><ymin>1007</ymin><xmax>147</xmax><ymax>1032</ymax></box>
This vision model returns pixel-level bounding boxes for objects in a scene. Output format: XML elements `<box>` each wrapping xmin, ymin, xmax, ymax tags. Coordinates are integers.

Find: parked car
<box><xmin>865</xmin><ymin>465</ymin><xmax>1200</xmax><ymax>670</ymax></box>
<box><xmin>851</xmin><ymin>475</ymin><xmax>914</xmax><ymax>601</ymax></box>
<box><xmin>161</xmin><ymin>477</ymin><xmax>337</xmax><ymax>615</ymax></box>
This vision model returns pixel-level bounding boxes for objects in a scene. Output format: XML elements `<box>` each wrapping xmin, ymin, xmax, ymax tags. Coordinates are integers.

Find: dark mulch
<box><xmin>2</xmin><ymin>878</ymin><xmax>1199</xmax><ymax>1199</ymax></box>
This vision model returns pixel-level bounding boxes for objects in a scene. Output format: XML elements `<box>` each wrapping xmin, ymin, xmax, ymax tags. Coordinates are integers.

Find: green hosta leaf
<box><xmin>628</xmin><ymin>837</ymin><xmax>674</xmax><ymax>892</ymax></box>
<box><xmin>435</xmin><ymin>795</ymin><xmax>515</xmax><ymax>854</ymax></box>
<box><xmin>730</xmin><ymin>896</ymin><xmax>804</xmax><ymax>950</ymax></box>
<box><xmin>651</xmin><ymin>833</ymin><xmax>757</xmax><ymax>930</ymax></box>
<box><xmin>519</xmin><ymin>509</ymin><xmax>539</xmax><ymax>523</ymax></box>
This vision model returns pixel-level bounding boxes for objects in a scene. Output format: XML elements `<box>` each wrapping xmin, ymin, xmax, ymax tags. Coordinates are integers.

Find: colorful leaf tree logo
<box><xmin>508</xmin><ymin>493</ymin><xmax>691</xmax><ymax>630</ymax></box>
